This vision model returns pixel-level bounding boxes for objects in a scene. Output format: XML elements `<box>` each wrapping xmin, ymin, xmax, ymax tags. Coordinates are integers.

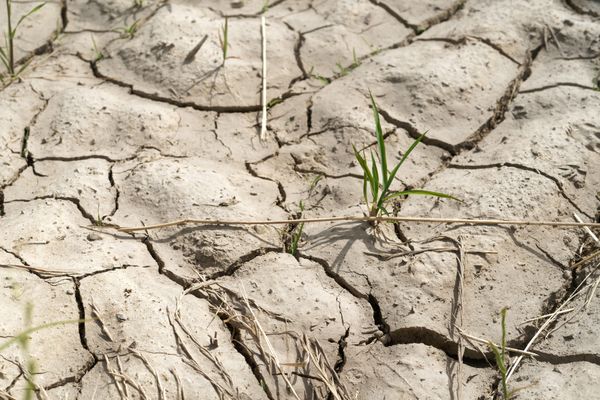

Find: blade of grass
<box><xmin>12</xmin><ymin>3</ymin><xmax>45</xmax><ymax>35</ymax></box>
<box><xmin>370</xmin><ymin>152</ymin><xmax>379</xmax><ymax>203</ymax></box>
<box><xmin>369</xmin><ymin>91</ymin><xmax>387</xmax><ymax>183</ymax></box>
<box><xmin>375</xmin><ymin>132</ymin><xmax>428</xmax><ymax>211</ymax></box>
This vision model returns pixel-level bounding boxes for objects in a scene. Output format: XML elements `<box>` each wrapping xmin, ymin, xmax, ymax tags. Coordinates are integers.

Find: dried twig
<box><xmin>131</xmin><ymin>350</ymin><xmax>166</xmax><ymax>400</ymax></box>
<box><xmin>260</xmin><ymin>15</ymin><xmax>268</xmax><ymax>141</ymax></box>
<box><xmin>113</xmin><ymin>215</ymin><xmax>600</xmax><ymax>233</ymax></box>
<box><xmin>90</xmin><ymin>301</ymin><xmax>114</xmax><ymax>342</ymax></box>
<box><xmin>239</xmin><ymin>282</ymin><xmax>302</xmax><ymax>400</ymax></box>
<box><xmin>574</xmin><ymin>213</ymin><xmax>600</xmax><ymax>244</ymax></box>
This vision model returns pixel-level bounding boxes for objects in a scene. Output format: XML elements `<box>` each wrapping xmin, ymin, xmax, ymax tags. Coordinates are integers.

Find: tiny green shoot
<box><xmin>0</xmin><ymin>301</ymin><xmax>85</xmax><ymax>400</ymax></box>
<box><xmin>487</xmin><ymin>308</ymin><xmax>515</xmax><ymax>399</ymax></box>
<box><xmin>118</xmin><ymin>19</ymin><xmax>139</xmax><ymax>39</ymax></box>
<box><xmin>308</xmin><ymin>66</ymin><xmax>330</xmax><ymax>85</ymax></box>
<box><xmin>91</xmin><ymin>34</ymin><xmax>103</xmax><ymax>62</ymax></box>
<box><xmin>95</xmin><ymin>203</ymin><xmax>104</xmax><ymax>227</ymax></box>
<box><xmin>261</xmin><ymin>0</ymin><xmax>270</xmax><ymax>13</ymax></box>
<box><xmin>288</xmin><ymin>200</ymin><xmax>305</xmax><ymax>257</ymax></box>
<box><xmin>219</xmin><ymin>17</ymin><xmax>229</xmax><ymax>66</ymax></box>
<box><xmin>335</xmin><ymin>49</ymin><xmax>361</xmax><ymax>77</ymax></box>
<box><xmin>0</xmin><ymin>0</ymin><xmax>46</xmax><ymax>78</ymax></box>
<box><xmin>354</xmin><ymin>92</ymin><xmax>458</xmax><ymax>218</ymax></box>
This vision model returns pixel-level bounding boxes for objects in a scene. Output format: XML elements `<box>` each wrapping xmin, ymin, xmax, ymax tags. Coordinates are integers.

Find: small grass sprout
<box><xmin>0</xmin><ymin>302</ymin><xmax>87</xmax><ymax>400</ymax></box>
<box><xmin>261</xmin><ymin>0</ymin><xmax>270</xmax><ymax>13</ymax></box>
<box><xmin>335</xmin><ymin>49</ymin><xmax>360</xmax><ymax>77</ymax></box>
<box><xmin>219</xmin><ymin>17</ymin><xmax>229</xmax><ymax>66</ymax></box>
<box><xmin>117</xmin><ymin>19</ymin><xmax>139</xmax><ymax>39</ymax></box>
<box><xmin>288</xmin><ymin>200</ymin><xmax>305</xmax><ymax>257</ymax></box>
<box><xmin>91</xmin><ymin>34</ymin><xmax>103</xmax><ymax>62</ymax></box>
<box><xmin>488</xmin><ymin>307</ymin><xmax>515</xmax><ymax>399</ymax></box>
<box><xmin>0</xmin><ymin>0</ymin><xmax>46</xmax><ymax>78</ymax></box>
<box><xmin>354</xmin><ymin>92</ymin><xmax>458</xmax><ymax>218</ymax></box>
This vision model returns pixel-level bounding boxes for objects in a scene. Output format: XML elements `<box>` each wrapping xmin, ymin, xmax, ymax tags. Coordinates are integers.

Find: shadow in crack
<box><xmin>303</xmin><ymin>221</ymin><xmax>401</xmax><ymax>274</ymax></box>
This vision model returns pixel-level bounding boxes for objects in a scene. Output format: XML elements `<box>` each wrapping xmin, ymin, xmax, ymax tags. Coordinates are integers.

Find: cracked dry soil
<box><xmin>1</xmin><ymin>0</ymin><xmax>600</xmax><ymax>399</ymax></box>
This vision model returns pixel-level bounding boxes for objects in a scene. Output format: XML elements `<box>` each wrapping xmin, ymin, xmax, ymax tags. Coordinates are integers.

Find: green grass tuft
<box><xmin>354</xmin><ymin>92</ymin><xmax>459</xmax><ymax>219</ymax></box>
<box><xmin>0</xmin><ymin>0</ymin><xmax>46</xmax><ymax>78</ymax></box>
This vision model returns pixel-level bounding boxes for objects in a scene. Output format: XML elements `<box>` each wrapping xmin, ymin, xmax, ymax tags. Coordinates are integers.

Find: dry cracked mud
<box><xmin>1</xmin><ymin>0</ymin><xmax>600</xmax><ymax>399</ymax></box>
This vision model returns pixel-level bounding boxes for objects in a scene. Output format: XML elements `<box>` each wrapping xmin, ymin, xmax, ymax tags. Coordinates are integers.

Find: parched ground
<box><xmin>1</xmin><ymin>0</ymin><xmax>600</xmax><ymax>399</ymax></box>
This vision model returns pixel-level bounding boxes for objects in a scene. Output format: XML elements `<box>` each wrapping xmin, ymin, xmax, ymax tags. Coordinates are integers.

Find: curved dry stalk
<box><xmin>113</xmin><ymin>215</ymin><xmax>600</xmax><ymax>233</ymax></box>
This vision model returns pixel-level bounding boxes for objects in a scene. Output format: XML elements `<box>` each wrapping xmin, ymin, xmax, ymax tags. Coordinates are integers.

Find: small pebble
<box><xmin>116</xmin><ymin>313</ymin><xmax>127</xmax><ymax>322</ymax></box>
<box><xmin>87</xmin><ymin>233</ymin><xmax>102</xmax><ymax>241</ymax></box>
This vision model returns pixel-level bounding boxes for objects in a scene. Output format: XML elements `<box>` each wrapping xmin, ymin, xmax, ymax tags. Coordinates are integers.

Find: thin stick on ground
<box><xmin>113</xmin><ymin>215</ymin><xmax>600</xmax><ymax>233</ymax></box>
<box><xmin>573</xmin><ymin>213</ymin><xmax>599</xmax><ymax>243</ymax></box>
<box><xmin>453</xmin><ymin>237</ymin><xmax>465</xmax><ymax>400</ymax></box>
<box><xmin>260</xmin><ymin>15</ymin><xmax>267</xmax><ymax>141</ymax></box>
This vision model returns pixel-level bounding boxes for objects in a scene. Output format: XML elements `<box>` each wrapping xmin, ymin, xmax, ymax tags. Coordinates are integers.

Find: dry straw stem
<box><xmin>114</xmin><ymin>215</ymin><xmax>600</xmax><ymax>233</ymax></box>
<box><xmin>238</xmin><ymin>282</ymin><xmax>302</xmax><ymax>400</ymax></box>
<box><xmin>260</xmin><ymin>15</ymin><xmax>267</xmax><ymax>141</ymax></box>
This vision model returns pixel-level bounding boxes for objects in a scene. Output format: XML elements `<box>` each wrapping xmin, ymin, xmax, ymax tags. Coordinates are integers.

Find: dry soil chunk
<box><xmin>0</xmin><ymin>252</ymin><xmax>93</xmax><ymax>389</ymax></box>
<box><xmin>311</xmin><ymin>39</ymin><xmax>518</xmax><ymax>147</ymax></box>
<box><xmin>300</xmin><ymin>216</ymin><xmax>567</xmax><ymax>348</ymax></box>
<box><xmin>0</xmin><ymin>1</ymin><xmax>61</xmax><ymax>62</ymax></box>
<box><xmin>282</xmin><ymin>0</ymin><xmax>412</xmax><ymax>78</ymax></box>
<box><xmin>0</xmin><ymin>200</ymin><xmax>153</xmax><ymax>274</ymax></box>
<box><xmin>520</xmin><ymin>54</ymin><xmax>600</xmax><ymax>91</ymax></box>
<box><xmin>198</xmin><ymin>252</ymin><xmax>377</xmax><ymax>398</ymax></box>
<box><xmin>341</xmin><ymin>342</ymin><xmax>493</xmax><ymax>399</ymax></box>
<box><xmin>67</xmin><ymin>0</ymin><xmax>162</xmax><ymax>31</ymax></box>
<box><xmin>112</xmin><ymin>157</ymin><xmax>286</xmax><ymax>279</ymax></box>
<box><xmin>533</xmin><ymin>263</ymin><xmax>600</xmax><ymax>359</ymax></box>
<box><xmin>28</xmin><ymin>85</ymin><xmax>221</xmax><ymax>160</ymax></box>
<box><xmin>568</xmin><ymin>0</ymin><xmax>600</xmax><ymax>15</ymax></box>
<box><xmin>78</xmin><ymin>266</ymin><xmax>267</xmax><ymax>399</ymax></box>
<box><xmin>0</xmin><ymin>83</ymin><xmax>45</xmax><ymax>185</ymax></box>
<box><xmin>371</xmin><ymin>0</ymin><xmax>464</xmax><ymax>30</ymax></box>
<box><xmin>97</xmin><ymin>3</ymin><xmax>299</xmax><ymax>108</ymax></box>
<box><xmin>4</xmin><ymin>158</ymin><xmax>116</xmax><ymax>218</ymax></box>
<box><xmin>421</xmin><ymin>0</ymin><xmax>546</xmax><ymax>60</ymax></box>
<box><xmin>453</xmin><ymin>87</ymin><xmax>600</xmax><ymax>218</ymax></box>
<box><xmin>512</xmin><ymin>360</ymin><xmax>600</xmax><ymax>399</ymax></box>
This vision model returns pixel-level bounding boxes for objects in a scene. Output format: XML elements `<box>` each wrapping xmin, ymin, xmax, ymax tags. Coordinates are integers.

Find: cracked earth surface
<box><xmin>1</xmin><ymin>0</ymin><xmax>600</xmax><ymax>399</ymax></box>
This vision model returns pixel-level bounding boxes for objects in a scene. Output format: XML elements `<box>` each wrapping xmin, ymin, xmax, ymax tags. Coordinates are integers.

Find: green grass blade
<box><xmin>487</xmin><ymin>341</ymin><xmax>507</xmax><ymax>375</ymax></box>
<box><xmin>13</xmin><ymin>3</ymin><xmax>46</xmax><ymax>35</ymax></box>
<box><xmin>369</xmin><ymin>91</ymin><xmax>387</xmax><ymax>184</ymax></box>
<box><xmin>354</xmin><ymin>145</ymin><xmax>374</xmax><ymax>208</ymax></box>
<box><xmin>0</xmin><ymin>318</ymin><xmax>85</xmax><ymax>353</ymax></box>
<box><xmin>370</xmin><ymin>152</ymin><xmax>379</xmax><ymax>203</ymax></box>
<box><xmin>384</xmin><ymin>189</ymin><xmax>462</xmax><ymax>202</ymax></box>
<box><xmin>0</xmin><ymin>48</ymin><xmax>9</xmax><ymax>71</ymax></box>
<box><xmin>353</xmin><ymin>145</ymin><xmax>374</xmax><ymax>184</ymax></box>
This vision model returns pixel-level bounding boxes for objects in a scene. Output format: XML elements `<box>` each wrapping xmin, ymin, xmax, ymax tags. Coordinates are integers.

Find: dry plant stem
<box><xmin>239</xmin><ymin>282</ymin><xmax>302</xmax><ymax>400</ymax></box>
<box><xmin>454</xmin><ymin>238</ymin><xmax>465</xmax><ymax>400</ymax></box>
<box><xmin>260</xmin><ymin>15</ymin><xmax>267</xmax><ymax>141</ymax></box>
<box><xmin>131</xmin><ymin>350</ymin><xmax>166</xmax><ymax>400</ymax></box>
<box><xmin>104</xmin><ymin>354</ymin><xmax>127</xmax><ymax>400</ymax></box>
<box><xmin>116</xmin><ymin>355</ymin><xmax>130</xmax><ymax>399</ymax></box>
<box><xmin>574</xmin><ymin>212</ymin><xmax>599</xmax><ymax>243</ymax></box>
<box><xmin>0</xmin><ymin>390</ymin><xmax>17</xmax><ymax>400</ymax></box>
<box><xmin>115</xmin><ymin>215</ymin><xmax>600</xmax><ymax>233</ymax></box>
<box><xmin>457</xmin><ymin>329</ymin><xmax>536</xmax><ymax>357</ymax></box>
